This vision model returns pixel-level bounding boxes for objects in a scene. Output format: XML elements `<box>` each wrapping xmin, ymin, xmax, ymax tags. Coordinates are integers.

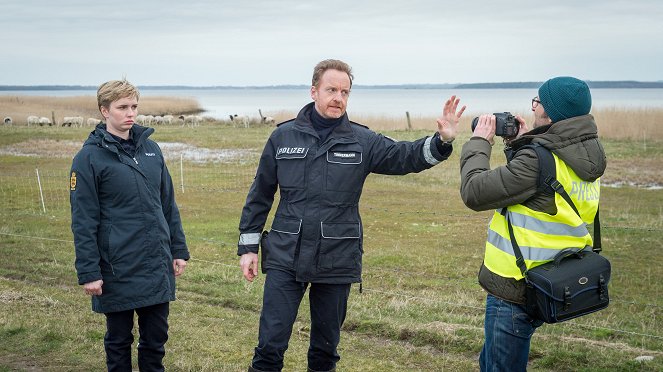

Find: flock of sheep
<box><xmin>1</xmin><ymin>115</ymin><xmax>203</xmax><ymax>127</ymax></box>
<box><xmin>2</xmin><ymin>113</ymin><xmax>276</xmax><ymax>127</ymax></box>
<box><xmin>1</xmin><ymin>115</ymin><xmax>101</xmax><ymax>127</ymax></box>
<box><xmin>229</xmin><ymin>114</ymin><xmax>275</xmax><ymax>127</ymax></box>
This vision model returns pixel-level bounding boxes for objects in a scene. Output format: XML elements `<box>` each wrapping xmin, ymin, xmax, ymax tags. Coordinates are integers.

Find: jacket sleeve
<box><xmin>158</xmin><ymin>147</ymin><xmax>189</xmax><ymax>261</ymax></box>
<box><xmin>367</xmin><ymin>131</ymin><xmax>452</xmax><ymax>175</ymax></box>
<box><xmin>459</xmin><ymin>137</ymin><xmax>539</xmax><ymax>211</ymax></box>
<box><xmin>70</xmin><ymin>149</ymin><xmax>103</xmax><ymax>285</ymax></box>
<box><xmin>237</xmin><ymin>137</ymin><xmax>278</xmax><ymax>256</ymax></box>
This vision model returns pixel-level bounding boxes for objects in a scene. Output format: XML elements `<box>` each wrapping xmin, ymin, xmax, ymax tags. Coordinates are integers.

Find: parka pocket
<box><xmin>318</xmin><ymin>222</ymin><xmax>362</xmax><ymax>272</ymax></box>
<box><xmin>276</xmin><ymin>148</ymin><xmax>309</xmax><ymax>189</ymax></box>
<box><xmin>97</xmin><ymin>223</ymin><xmax>115</xmax><ymax>275</ymax></box>
<box><xmin>263</xmin><ymin>217</ymin><xmax>302</xmax><ymax>269</ymax></box>
<box><xmin>325</xmin><ymin>147</ymin><xmax>364</xmax><ymax>192</ymax></box>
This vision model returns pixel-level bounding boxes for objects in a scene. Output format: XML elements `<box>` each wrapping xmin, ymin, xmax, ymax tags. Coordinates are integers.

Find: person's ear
<box><xmin>310</xmin><ymin>86</ymin><xmax>317</xmax><ymax>101</ymax></box>
<box><xmin>99</xmin><ymin>106</ymin><xmax>109</xmax><ymax>119</ymax></box>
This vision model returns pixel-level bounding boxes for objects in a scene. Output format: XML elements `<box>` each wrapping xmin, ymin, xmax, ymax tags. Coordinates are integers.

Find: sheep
<box><xmin>162</xmin><ymin>115</ymin><xmax>174</xmax><ymax>125</ymax></box>
<box><xmin>27</xmin><ymin>115</ymin><xmax>39</xmax><ymax>126</ymax></box>
<box><xmin>62</xmin><ymin>116</ymin><xmax>84</xmax><ymax>127</ymax></box>
<box><xmin>144</xmin><ymin>115</ymin><xmax>155</xmax><ymax>126</ymax></box>
<box><xmin>178</xmin><ymin>115</ymin><xmax>202</xmax><ymax>127</ymax></box>
<box><xmin>135</xmin><ymin>115</ymin><xmax>146</xmax><ymax>125</ymax></box>
<box><xmin>262</xmin><ymin>116</ymin><xmax>275</xmax><ymax>125</ymax></box>
<box><xmin>3</xmin><ymin>117</ymin><xmax>12</xmax><ymax>125</ymax></box>
<box><xmin>87</xmin><ymin>118</ymin><xmax>101</xmax><ymax>126</ymax></box>
<box><xmin>153</xmin><ymin>116</ymin><xmax>164</xmax><ymax>125</ymax></box>
<box><xmin>229</xmin><ymin>114</ymin><xmax>250</xmax><ymax>128</ymax></box>
<box><xmin>38</xmin><ymin>117</ymin><xmax>52</xmax><ymax>126</ymax></box>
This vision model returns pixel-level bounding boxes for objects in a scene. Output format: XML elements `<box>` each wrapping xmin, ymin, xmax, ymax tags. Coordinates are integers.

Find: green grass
<box><xmin>0</xmin><ymin>124</ymin><xmax>662</xmax><ymax>371</ymax></box>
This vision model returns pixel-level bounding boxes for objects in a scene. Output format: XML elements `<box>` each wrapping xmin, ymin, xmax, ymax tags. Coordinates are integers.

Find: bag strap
<box><xmin>504</xmin><ymin>144</ymin><xmax>602</xmax><ymax>278</ymax></box>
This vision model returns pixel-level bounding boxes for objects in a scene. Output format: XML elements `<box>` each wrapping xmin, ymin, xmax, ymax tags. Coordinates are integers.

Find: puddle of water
<box><xmin>602</xmin><ymin>182</ymin><xmax>663</xmax><ymax>190</ymax></box>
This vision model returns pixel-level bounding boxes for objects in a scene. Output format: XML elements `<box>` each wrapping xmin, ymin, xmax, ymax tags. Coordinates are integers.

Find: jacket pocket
<box><xmin>318</xmin><ymin>222</ymin><xmax>362</xmax><ymax>272</ymax></box>
<box><xmin>263</xmin><ymin>216</ymin><xmax>302</xmax><ymax>270</ymax></box>
<box><xmin>97</xmin><ymin>223</ymin><xmax>114</xmax><ymax>272</ymax></box>
<box><xmin>325</xmin><ymin>147</ymin><xmax>364</xmax><ymax>192</ymax></box>
<box><xmin>276</xmin><ymin>149</ymin><xmax>309</xmax><ymax>189</ymax></box>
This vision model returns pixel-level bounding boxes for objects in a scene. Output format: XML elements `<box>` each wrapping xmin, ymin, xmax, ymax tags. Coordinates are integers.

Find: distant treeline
<box><xmin>2</xmin><ymin>81</ymin><xmax>663</xmax><ymax>91</ymax></box>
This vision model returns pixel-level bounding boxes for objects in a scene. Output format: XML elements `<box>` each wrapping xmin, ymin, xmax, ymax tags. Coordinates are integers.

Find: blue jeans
<box><xmin>251</xmin><ymin>269</ymin><xmax>351</xmax><ymax>372</ymax></box>
<box><xmin>480</xmin><ymin>294</ymin><xmax>543</xmax><ymax>372</ymax></box>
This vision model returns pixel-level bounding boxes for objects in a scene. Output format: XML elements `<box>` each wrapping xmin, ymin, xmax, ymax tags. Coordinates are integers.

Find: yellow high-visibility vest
<box><xmin>484</xmin><ymin>152</ymin><xmax>600</xmax><ymax>280</ymax></box>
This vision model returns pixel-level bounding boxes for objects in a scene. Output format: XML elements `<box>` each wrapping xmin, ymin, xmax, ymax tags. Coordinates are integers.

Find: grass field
<box><xmin>0</xmin><ymin>111</ymin><xmax>662</xmax><ymax>371</ymax></box>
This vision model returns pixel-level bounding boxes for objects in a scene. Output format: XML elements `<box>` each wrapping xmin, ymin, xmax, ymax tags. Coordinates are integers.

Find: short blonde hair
<box><xmin>97</xmin><ymin>79</ymin><xmax>140</xmax><ymax>112</ymax></box>
<box><xmin>312</xmin><ymin>59</ymin><xmax>354</xmax><ymax>88</ymax></box>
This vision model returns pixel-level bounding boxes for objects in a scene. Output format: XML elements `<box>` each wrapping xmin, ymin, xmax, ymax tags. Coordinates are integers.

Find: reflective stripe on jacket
<box><xmin>484</xmin><ymin>153</ymin><xmax>599</xmax><ymax>280</ymax></box>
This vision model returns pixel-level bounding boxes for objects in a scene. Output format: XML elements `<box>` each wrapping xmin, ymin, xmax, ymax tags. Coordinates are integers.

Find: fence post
<box><xmin>35</xmin><ymin>168</ymin><xmax>46</xmax><ymax>213</ymax></box>
<box><xmin>406</xmin><ymin>111</ymin><xmax>412</xmax><ymax>131</ymax></box>
<box><xmin>180</xmin><ymin>154</ymin><xmax>185</xmax><ymax>193</ymax></box>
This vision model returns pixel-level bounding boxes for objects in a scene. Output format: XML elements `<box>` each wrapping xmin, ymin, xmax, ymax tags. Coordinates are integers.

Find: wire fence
<box><xmin>2</xmin><ymin>162</ymin><xmax>663</xmax><ymax>231</ymax></box>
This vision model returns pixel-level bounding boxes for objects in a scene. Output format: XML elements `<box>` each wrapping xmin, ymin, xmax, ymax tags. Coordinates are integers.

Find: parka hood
<box><xmin>522</xmin><ymin>114</ymin><xmax>607</xmax><ymax>182</ymax></box>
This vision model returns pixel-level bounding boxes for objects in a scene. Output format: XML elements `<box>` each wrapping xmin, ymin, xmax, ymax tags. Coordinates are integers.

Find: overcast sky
<box><xmin>2</xmin><ymin>0</ymin><xmax>662</xmax><ymax>86</ymax></box>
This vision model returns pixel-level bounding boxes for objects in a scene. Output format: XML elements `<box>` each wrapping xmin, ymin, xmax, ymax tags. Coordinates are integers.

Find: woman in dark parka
<box><xmin>70</xmin><ymin>79</ymin><xmax>189</xmax><ymax>371</ymax></box>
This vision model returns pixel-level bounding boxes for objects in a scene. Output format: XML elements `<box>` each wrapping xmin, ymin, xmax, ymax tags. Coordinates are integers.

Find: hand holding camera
<box><xmin>471</xmin><ymin>112</ymin><xmax>529</xmax><ymax>145</ymax></box>
<box><xmin>471</xmin><ymin>112</ymin><xmax>520</xmax><ymax>138</ymax></box>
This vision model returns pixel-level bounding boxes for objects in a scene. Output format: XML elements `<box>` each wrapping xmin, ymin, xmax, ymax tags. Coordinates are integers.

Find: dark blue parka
<box><xmin>237</xmin><ymin>103</ymin><xmax>452</xmax><ymax>284</ymax></box>
<box><xmin>70</xmin><ymin>123</ymin><xmax>189</xmax><ymax>313</ymax></box>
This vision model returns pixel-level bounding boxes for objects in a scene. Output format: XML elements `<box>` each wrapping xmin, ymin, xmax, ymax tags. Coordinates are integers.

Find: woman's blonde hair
<box><xmin>97</xmin><ymin>79</ymin><xmax>140</xmax><ymax>112</ymax></box>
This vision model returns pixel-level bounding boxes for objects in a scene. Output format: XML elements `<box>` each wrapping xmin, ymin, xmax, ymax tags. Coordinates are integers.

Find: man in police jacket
<box><xmin>237</xmin><ymin>59</ymin><xmax>465</xmax><ymax>372</ymax></box>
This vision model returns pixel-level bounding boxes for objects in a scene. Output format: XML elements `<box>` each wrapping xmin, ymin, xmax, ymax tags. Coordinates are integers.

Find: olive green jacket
<box><xmin>460</xmin><ymin>114</ymin><xmax>607</xmax><ymax>303</ymax></box>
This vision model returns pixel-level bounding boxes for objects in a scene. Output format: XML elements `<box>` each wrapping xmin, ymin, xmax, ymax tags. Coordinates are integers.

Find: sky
<box><xmin>2</xmin><ymin>0</ymin><xmax>662</xmax><ymax>86</ymax></box>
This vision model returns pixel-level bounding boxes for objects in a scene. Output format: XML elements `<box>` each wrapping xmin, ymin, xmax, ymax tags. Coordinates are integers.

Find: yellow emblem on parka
<box><xmin>70</xmin><ymin>171</ymin><xmax>77</xmax><ymax>191</ymax></box>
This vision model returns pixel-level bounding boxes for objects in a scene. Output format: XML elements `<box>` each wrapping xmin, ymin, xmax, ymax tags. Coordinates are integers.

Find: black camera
<box><xmin>471</xmin><ymin>112</ymin><xmax>519</xmax><ymax>138</ymax></box>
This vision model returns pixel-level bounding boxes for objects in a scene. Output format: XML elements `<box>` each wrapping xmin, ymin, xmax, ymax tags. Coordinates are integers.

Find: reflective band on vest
<box><xmin>484</xmin><ymin>153</ymin><xmax>600</xmax><ymax>280</ymax></box>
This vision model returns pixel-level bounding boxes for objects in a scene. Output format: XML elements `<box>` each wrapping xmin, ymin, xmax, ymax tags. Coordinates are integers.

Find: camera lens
<box><xmin>471</xmin><ymin>117</ymin><xmax>479</xmax><ymax>132</ymax></box>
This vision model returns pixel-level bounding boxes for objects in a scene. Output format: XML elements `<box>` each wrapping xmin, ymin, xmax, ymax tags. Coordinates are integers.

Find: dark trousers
<box><xmin>104</xmin><ymin>302</ymin><xmax>170</xmax><ymax>372</ymax></box>
<box><xmin>251</xmin><ymin>269</ymin><xmax>351</xmax><ymax>372</ymax></box>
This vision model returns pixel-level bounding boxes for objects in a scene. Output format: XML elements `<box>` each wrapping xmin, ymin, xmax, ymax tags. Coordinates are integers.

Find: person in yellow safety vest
<box><xmin>459</xmin><ymin>76</ymin><xmax>607</xmax><ymax>372</ymax></box>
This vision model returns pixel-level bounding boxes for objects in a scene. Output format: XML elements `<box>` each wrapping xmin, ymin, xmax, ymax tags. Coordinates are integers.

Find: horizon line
<box><xmin>1</xmin><ymin>80</ymin><xmax>663</xmax><ymax>90</ymax></box>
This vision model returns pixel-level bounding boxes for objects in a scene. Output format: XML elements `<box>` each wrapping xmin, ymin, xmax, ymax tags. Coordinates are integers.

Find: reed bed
<box><xmin>352</xmin><ymin>107</ymin><xmax>663</xmax><ymax>141</ymax></box>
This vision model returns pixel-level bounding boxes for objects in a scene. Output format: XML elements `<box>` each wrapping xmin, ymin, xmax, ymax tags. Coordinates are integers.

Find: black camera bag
<box><xmin>524</xmin><ymin>248</ymin><xmax>610</xmax><ymax>323</ymax></box>
<box><xmin>506</xmin><ymin>144</ymin><xmax>610</xmax><ymax>323</ymax></box>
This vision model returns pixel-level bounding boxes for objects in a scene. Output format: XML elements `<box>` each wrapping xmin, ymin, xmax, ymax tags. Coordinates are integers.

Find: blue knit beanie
<box><xmin>538</xmin><ymin>76</ymin><xmax>592</xmax><ymax>123</ymax></box>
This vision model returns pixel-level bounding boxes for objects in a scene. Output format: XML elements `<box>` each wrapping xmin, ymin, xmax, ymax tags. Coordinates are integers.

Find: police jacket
<box><xmin>238</xmin><ymin>102</ymin><xmax>452</xmax><ymax>284</ymax></box>
<box><xmin>70</xmin><ymin>123</ymin><xmax>189</xmax><ymax>313</ymax></box>
<box><xmin>460</xmin><ymin>114</ymin><xmax>606</xmax><ymax>304</ymax></box>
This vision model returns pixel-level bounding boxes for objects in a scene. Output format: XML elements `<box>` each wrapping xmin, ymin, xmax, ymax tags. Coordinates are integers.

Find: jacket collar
<box><xmin>293</xmin><ymin>102</ymin><xmax>356</xmax><ymax>142</ymax></box>
<box><xmin>87</xmin><ymin>123</ymin><xmax>154</xmax><ymax>148</ymax></box>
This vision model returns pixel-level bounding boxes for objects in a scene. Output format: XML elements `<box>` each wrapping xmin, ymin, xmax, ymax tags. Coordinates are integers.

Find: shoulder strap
<box><xmin>506</xmin><ymin>144</ymin><xmax>602</xmax><ymax>277</ymax></box>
